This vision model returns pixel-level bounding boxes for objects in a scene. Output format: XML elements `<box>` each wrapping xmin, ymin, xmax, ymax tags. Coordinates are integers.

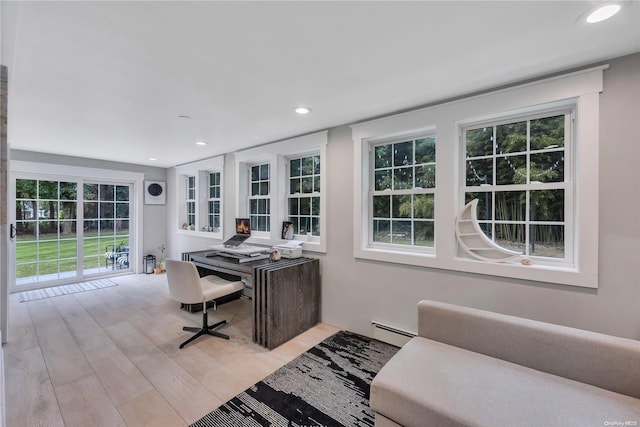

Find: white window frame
<box><xmin>368</xmin><ymin>131</ymin><xmax>437</xmax><ymax>252</ymax></box>
<box><xmin>460</xmin><ymin>103</ymin><xmax>574</xmax><ymax>266</ymax></box>
<box><xmin>9</xmin><ymin>161</ymin><xmax>145</xmax><ymax>285</ymax></box>
<box><xmin>248</xmin><ymin>162</ymin><xmax>271</xmax><ymax>234</ymax></box>
<box><xmin>175</xmin><ymin>155</ymin><xmax>224</xmax><ymax>239</ymax></box>
<box><xmin>286</xmin><ymin>153</ymin><xmax>322</xmax><ymax>241</ymax></box>
<box><xmin>352</xmin><ymin>65</ymin><xmax>605</xmax><ymax>288</ymax></box>
<box><xmin>186</xmin><ymin>175</ymin><xmax>196</xmax><ymax>229</ymax></box>
<box><xmin>235</xmin><ymin>131</ymin><xmax>328</xmax><ymax>252</ymax></box>
<box><xmin>207</xmin><ymin>172</ymin><xmax>221</xmax><ymax>232</ymax></box>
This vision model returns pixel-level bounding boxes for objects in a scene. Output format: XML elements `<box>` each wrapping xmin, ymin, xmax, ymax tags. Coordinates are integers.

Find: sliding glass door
<box><xmin>13</xmin><ymin>176</ymin><xmax>133</xmax><ymax>290</ymax></box>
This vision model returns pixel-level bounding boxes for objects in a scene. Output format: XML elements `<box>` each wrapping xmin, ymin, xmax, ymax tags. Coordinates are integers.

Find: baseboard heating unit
<box><xmin>372</xmin><ymin>321</ymin><xmax>416</xmax><ymax>347</ymax></box>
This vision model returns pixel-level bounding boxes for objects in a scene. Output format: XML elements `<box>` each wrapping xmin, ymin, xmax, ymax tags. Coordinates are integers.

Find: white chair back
<box><xmin>166</xmin><ymin>259</ymin><xmax>205</xmax><ymax>304</ymax></box>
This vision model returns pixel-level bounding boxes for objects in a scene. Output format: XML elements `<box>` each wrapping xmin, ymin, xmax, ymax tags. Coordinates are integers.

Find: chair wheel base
<box><xmin>179</xmin><ymin>319</ymin><xmax>228</xmax><ymax>349</ymax></box>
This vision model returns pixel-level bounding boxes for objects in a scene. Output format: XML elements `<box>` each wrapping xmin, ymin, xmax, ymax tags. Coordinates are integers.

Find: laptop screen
<box><xmin>235</xmin><ymin>218</ymin><xmax>251</xmax><ymax>236</ymax></box>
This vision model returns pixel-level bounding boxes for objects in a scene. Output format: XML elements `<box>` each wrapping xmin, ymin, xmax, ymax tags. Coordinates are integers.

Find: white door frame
<box><xmin>9</xmin><ymin>161</ymin><xmax>144</xmax><ymax>293</ymax></box>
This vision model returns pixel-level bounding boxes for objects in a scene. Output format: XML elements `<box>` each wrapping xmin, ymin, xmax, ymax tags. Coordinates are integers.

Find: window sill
<box><xmin>176</xmin><ymin>229</ymin><xmax>223</xmax><ymax>240</ymax></box>
<box><xmin>354</xmin><ymin>247</ymin><xmax>596</xmax><ymax>289</ymax></box>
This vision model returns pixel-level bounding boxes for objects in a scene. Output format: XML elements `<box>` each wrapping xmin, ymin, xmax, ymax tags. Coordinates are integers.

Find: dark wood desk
<box><xmin>184</xmin><ymin>251</ymin><xmax>320</xmax><ymax>349</ymax></box>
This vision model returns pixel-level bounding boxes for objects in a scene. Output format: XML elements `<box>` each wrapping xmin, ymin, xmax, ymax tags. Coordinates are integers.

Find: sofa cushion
<box><xmin>417</xmin><ymin>300</ymin><xmax>640</xmax><ymax>399</ymax></box>
<box><xmin>371</xmin><ymin>337</ymin><xmax>640</xmax><ymax>427</ymax></box>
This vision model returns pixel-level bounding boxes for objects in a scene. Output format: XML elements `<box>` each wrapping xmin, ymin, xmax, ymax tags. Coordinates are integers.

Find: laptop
<box><xmin>222</xmin><ymin>218</ymin><xmax>251</xmax><ymax>247</ymax></box>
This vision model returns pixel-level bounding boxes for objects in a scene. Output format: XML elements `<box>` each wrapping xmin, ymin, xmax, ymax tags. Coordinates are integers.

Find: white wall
<box><xmin>169</xmin><ymin>53</ymin><xmax>640</xmax><ymax>340</ymax></box>
<box><xmin>321</xmin><ymin>53</ymin><xmax>640</xmax><ymax>340</ymax></box>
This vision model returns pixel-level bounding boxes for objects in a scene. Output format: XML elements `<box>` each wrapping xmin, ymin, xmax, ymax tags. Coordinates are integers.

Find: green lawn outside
<box><xmin>16</xmin><ymin>232</ymin><xmax>129</xmax><ymax>278</ymax></box>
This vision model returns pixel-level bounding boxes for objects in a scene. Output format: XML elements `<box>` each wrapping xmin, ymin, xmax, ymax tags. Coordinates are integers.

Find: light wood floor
<box><xmin>3</xmin><ymin>273</ymin><xmax>339</xmax><ymax>427</ymax></box>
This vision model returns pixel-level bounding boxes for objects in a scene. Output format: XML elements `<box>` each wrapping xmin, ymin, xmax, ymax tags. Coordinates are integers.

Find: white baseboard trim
<box><xmin>371</xmin><ymin>321</ymin><xmax>415</xmax><ymax>347</ymax></box>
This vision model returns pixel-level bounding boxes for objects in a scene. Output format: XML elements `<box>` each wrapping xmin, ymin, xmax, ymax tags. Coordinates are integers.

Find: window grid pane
<box><xmin>371</xmin><ymin>136</ymin><xmax>436</xmax><ymax>247</ymax></box>
<box><xmin>206</xmin><ymin>172</ymin><xmax>221</xmax><ymax>232</ymax></box>
<box><xmin>249</xmin><ymin>163</ymin><xmax>270</xmax><ymax>231</ymax></box>
<box><xmin>463</xmin><ymin>112</ymin><xmax>567</xmax><ymax>259</ymax></box>
<box><xmin>287</xmin><ymin>154</ymin><xmax>321</xmax><ymax>236</ymax></box>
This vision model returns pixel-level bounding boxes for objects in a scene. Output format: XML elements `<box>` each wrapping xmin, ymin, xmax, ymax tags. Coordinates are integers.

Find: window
<box><xmin>249</xmin><ymin>163</ymin><xmax>271</xmax><ymax>232</ymax></box>
<box><xmin>234</xmin><ymin>131</ymin><xmax>327</xmax><ymax>251</ymax></box>
<box><xmin>186</xmin><ymin>175</ymin><xmax>196</xmax><ymax>229</ymax></box>
<box><xmin>208</xmin><ymin>172</ymin><xmax>221</xmax><ymax>232</ymax></box>
<box><xmin>463</xmin><ymin>110</ymin><xmax>570</xmax><ymax>262</ymax></box>
<box><xmin>175</xmin><ymin>156</ymin><xmax>224</xmax><ymax>237</ymax></box>
<box><xmin>371</xmin><ymin>136</ymin><xmax>436</xmax><ymax>248</ymax></box>
<box><xmin>287</xmin><ymin>155</ymin><xmax>321</xmax><ymax>237</ymax></box>
<box><xmin>353</xmin><ymin>66</ymin><xmax>604</xmax><ymax>288</ymax></box>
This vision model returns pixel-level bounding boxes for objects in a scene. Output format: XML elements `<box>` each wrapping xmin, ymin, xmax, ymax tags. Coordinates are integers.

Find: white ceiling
<box><xmin>2</xmin><ymin>1</ymin><xmax>639</xmax><ymax>168</ymax></box>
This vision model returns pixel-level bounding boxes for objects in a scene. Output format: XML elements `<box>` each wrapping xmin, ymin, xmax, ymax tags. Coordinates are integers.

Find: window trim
<box><xmin>234</xmin><ymin>131</ymin><xmax>328</xmax><ymax>252</ymax></box>
<box><xmin>175</xmin><ymin>155</ymin><xmax>224</xmax><ymax>239</ymax></box>
<box><xmin>285</xmin><ymin>152</ymin><xmax>322</xmax><ymax>242</ymax></box>
<box><xmin>247</xmin><ymin>162</ymin><xmax>271</xmax><ymax>235</ymax></box>
<box><xmin>459</xmin><ymin>102</ymin><xmax>575</xmax><ymax>266</ymax></box>
<box><xmin>352</xmin><ymin>65</ymin><xmax>605</xmax><ymax>288</ymax></box>
<box><xmin>368</xmin><ymin>130</ymin><xmax>437</xmax><ymax>252</ymax></box>
<box><xmin>10</xmin><ymin>161</ymin><xmax>144</xmax><ymax>282</ymax></box>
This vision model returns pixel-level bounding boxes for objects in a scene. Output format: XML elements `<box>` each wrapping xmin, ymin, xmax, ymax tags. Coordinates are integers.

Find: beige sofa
<box><xmin>370</xmin><ymin>300</ymin><xmax>640</xmax><ymax>427</ymax></box>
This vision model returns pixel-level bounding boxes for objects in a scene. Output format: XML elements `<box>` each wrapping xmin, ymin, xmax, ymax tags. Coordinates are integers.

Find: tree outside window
<box><xmin>464</xmin><ymin>112</ymin><xmax>569</xmax><ymax>259</ymax></box>
<box><xmin>288</xmin><ymin>155</ymin><xmax>321</xmax><ymax>236</ymax></box>
<box><xmin>371</xmin><ymin>135</ymin><xmax>436</xmax><ymax>247</ymax></box>
<box><xmin>249</xmin><ymin>163</ymin><xmax>270</xmax><ymax>232</ymax></box>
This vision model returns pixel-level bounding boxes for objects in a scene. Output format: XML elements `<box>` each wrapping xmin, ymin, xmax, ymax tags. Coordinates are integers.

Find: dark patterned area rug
<box><xmin>190</xmin><ymin>330</ymin><xmax>399</xmax><ymax>427</ymax></box>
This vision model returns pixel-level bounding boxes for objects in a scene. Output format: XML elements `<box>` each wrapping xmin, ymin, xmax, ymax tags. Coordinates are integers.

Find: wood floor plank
<box><xmin>6</xmin><ymin>273</ymin><xmax>341</xmax><ymax>427</ymax></box>
<box><xmin>107</xmin><ymin>322</ymin><xmax>224</xmax><ymax>424</ymax></box>
<box><xmin>83</xmin><ymin>343</ymin><xmax>154</xmax><ymax>406</ymax></box>
<box><xmin>28</xmin><ymin>302</ymin><xmax>94</xmax><ymax>388</ymax></box>
<box><xmin>5</xmin><ymin>347</ymin><xmax>65</xmax><ymax>427</ymax></box>
<box><xmin>117</xmin><ymin>389</ymin><xmax>187</xmax><ymax>427</ymax></box>
<box><xmin>55</xmin><ymin>375</ymin><xmax>127</xmax><ymax>427</ymax></box>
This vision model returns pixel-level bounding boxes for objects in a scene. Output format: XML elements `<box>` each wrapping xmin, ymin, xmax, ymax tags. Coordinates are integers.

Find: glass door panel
<box><xmin>82</xmin><ymin>183</ymin><xmax>130</xmax><ymax>274</ymax></box>
<box><xmin>15</xmin><ymin>179</ymin><xmax>79</xmax><ymax>285</ymax></box>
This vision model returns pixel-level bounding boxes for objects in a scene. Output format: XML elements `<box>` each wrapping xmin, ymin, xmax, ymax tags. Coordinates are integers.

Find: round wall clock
<box><xmin>145</xmin><ymin>181</ymin><xmax>166</xmax><ymax>205</ymax></box>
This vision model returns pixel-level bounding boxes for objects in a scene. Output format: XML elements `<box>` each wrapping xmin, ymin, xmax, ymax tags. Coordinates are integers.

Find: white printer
<box><xmin>274</xmin><ymin>240</ymin><xmax>304</xmax><ymax>259</ymax></box>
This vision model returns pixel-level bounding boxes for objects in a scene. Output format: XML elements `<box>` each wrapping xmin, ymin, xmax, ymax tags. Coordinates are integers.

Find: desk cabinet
<box><xmin>185</xmin><ymin>251</ymin><xmax>320</xmax><ymax>349</ymax></box>
<box><xmin>253</xmin><ymin>258</ymin><xmax>320</xmax><ymax>349</ymax></box>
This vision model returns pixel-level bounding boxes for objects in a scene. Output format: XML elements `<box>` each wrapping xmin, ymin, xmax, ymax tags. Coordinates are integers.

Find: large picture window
<box><xmin>370</xmin><ymin>135</ymin><xmax>436</xmax><ymax>248</ymax></box>
<box><xmin>463</xmin><ymin>110</ymin><xmax>571</xmax><ymax>261</ymax></box>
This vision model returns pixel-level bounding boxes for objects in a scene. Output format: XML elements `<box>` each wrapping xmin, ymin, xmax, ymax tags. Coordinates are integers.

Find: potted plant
<box><xmin>155</xmin><ymin>244</ymin><xmax>166</xmax><ymax>274</ymax></box>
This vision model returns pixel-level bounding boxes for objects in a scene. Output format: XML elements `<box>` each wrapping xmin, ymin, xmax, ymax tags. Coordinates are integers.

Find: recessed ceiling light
<box><xmin>196</xmin><ymin>141</ymin><xmax>207</xmax><ymax>146</ymax></box>
<box><xmin>586</xmin><ymin>3</ymin><xmax>621</xmax><ymax>23</ymax></box>
<box><xmin>294</xmin><ymin>106</ymin><xmax>312</xmax><ymax>115</ymax></box>
<box><xmin>149</xmin><ymin>157</ymin><xmax>157</xmax><ymax>161</ymax></box>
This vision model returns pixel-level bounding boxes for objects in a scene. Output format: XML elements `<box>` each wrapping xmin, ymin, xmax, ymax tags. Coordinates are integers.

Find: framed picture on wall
<box><xmin>282</xmin><ymin>221</ymin><xmax>294</xmax><ymax>240</ymax></box>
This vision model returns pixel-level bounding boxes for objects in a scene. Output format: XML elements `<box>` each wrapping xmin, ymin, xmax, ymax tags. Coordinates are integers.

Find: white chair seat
<box><xmin>200</xmin><ymin>276</ymin><xmax>244</xmax><ymax>302</ymax></box>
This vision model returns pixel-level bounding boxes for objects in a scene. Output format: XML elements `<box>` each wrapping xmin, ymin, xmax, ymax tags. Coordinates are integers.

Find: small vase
<box><xmin>154</xmin><ymin>267</ymin><xmax>163</xmax><ymax>274</ymax></box>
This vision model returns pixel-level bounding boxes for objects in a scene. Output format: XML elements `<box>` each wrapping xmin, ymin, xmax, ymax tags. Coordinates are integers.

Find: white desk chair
<box><xmin>165</xmin><ymin>259</ymin><xmax>245</xmax><ymax>349</ymax></box>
